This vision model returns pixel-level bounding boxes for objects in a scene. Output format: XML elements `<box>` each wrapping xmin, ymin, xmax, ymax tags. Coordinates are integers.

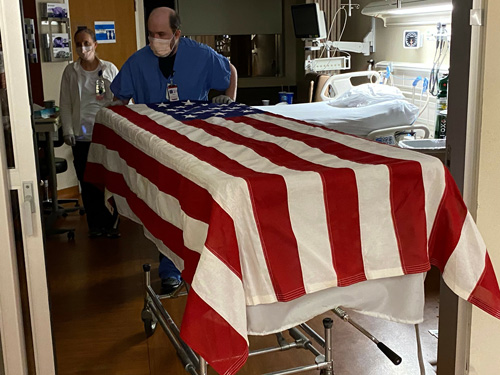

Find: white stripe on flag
<box><xmin>356</xmin><ymin>165</ymin><xmax>403</xmax><ymax>278</ymax></box>
<box><xmin>442</xmin><ymin>212</ymin><xmax>488</xmax><ymax>300</ymax></box>
<box><xmin>192</xmin><ymin>248</ymin><xmax>249</xmax><ymax>343</ymax></box>
<box><xmin>284</xmin><ymin>173</ymin><xmax>337</xmax><ymax>291</ymax></box>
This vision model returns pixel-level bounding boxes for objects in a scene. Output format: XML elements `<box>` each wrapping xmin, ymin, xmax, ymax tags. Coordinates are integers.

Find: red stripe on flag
<box><xmin>239</xmin><ymin>115</ymin><xmax>429</xmax><ymax>274</ymax></box>
<box><xmin>429</xmin><ymin>167</ymin><xmax>467</xmax><ymax>271</ymax></box>
<box><xmin>205</xmin><ymin>202</ymin><xmax>243</xmax><ymax>279</ymax></box>
<box><xmin>181</xmin><ymin>289</ymin><xmax>248</xmax><ymax>375</ymax></box>
<box><xmin>110</xmin><ymin>106</ymin><xmax>306</xmax><ymax>301</ymax></box>
<box><xmin>322</xmin><ymin>171</ymin><xmax>366</xmax><ymax>285</ymax></box>
<box><xmin>181</xmin><ymin>117</ymin><xmax>366</xmax><ymax>285</ymax></box>
<box><xmin>468</xmin><ymin>254</ymin><xmax>500</xmax><ymax>319</ymax></box>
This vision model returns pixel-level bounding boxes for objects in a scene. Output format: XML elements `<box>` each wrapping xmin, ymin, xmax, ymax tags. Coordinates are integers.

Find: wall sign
<box><xmin>403</xmin><ymin>30</ymin><xmax>422</xmax><ymax>49</ymax></box>
<box><xmin>94</xmin><ymin>21</ymin><xmax>116</xmax><ymax>44</ymax></box>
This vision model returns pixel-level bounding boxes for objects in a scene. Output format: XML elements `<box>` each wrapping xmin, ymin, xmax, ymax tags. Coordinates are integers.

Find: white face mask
<box><xmin>76</xmin><ymin>45</ymin><xmax>95</xmax><ymax>61</ymax></box>
<box><xmin>148</xmin><ymin>36</ymin><xmax>176</xmax><ymax>58</ymax></box>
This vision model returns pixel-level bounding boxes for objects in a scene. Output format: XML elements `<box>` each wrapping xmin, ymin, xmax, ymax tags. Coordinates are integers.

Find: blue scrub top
<box><xmin>111</xmin><ymin>38</ymin><xmax>231</xmax><ymax>104</ymax></box>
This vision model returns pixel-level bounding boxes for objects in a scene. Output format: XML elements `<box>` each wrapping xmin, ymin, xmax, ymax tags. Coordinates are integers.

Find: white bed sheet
<box><xmin>247</xmin><ymin>273</ymin><xmax>425</xmax><ymax>335</ymax></box>
<box><xmin>254</xmin><ymin>100</ymin><xmax>419</xmax><ymax>136</ymax></box>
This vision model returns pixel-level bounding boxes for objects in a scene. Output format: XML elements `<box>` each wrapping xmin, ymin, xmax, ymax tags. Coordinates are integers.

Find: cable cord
<box><xmin>323</xmin><ymin>7</ymin><xmax>342</xmax><ymax>48</ymax></box>
<box><xmin>429</xmin><ymin>27</ymin><xmax>449</xmax><ymax>96</ymax></box>
<box><xmin>414</xmin><ymin>324</ymin><xmax>427</xmax><ymax>375</ymax></box>
<box><xmin>417</xmin><ymin>90</ymin><xmax>430</xmax><ymax>120</ymax></box>
<box><xmin>320</xmin><ymin>6</ymin><xmax>347</xmax><ymax>58</ymax></box>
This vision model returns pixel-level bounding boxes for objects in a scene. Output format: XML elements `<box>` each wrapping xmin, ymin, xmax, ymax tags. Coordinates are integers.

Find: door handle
<box><xmin>22</xmin><ymin>181</ymin><xmax>35</xmax><ymax>236</ymax></box>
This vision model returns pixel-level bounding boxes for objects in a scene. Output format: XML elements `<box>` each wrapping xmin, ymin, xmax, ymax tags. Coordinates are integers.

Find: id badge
<box><xmin>167</xmin><ymin>84</ymin><xmax>179</xmax><ymax>102</ymax></box>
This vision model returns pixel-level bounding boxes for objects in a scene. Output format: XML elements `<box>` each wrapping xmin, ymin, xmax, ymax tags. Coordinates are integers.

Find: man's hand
<box><xmin>106</xmin><ymin>99</ymin><xmax>129</xmax><ymax>107</ymax></box>
<box><xmin>64</xmin><ymin>134</ymin><xmax>76</xmax><ymax>147</ymax></box>
<box><xmin>212</xmin><ymin>95</ymin><xmax>234</xmax><ymax>104</ymax></box>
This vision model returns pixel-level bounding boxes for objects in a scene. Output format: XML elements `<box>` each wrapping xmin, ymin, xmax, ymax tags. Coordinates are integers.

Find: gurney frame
<box><xmin>141</xmin><ymin>264</ymin><xmax>336</xmax><ymax>375</ymax></box>
<box><xmin>141</xmin><ymin>264</ymin><xmax>402</xmax><ymax>375</ymax></box>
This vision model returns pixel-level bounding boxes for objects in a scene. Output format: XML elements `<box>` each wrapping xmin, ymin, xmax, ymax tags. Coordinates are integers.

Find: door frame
<box><xmin>0</xmin><ymin>0</ymin><xmax>55</xmax><ymax>373</ymax></box>
<box><xmin>438</xmin><ymin>0</ymin><xmax>486</xmax><ymax>373</ymax></box>
<box><xmin>0</xmin><ymin>102</ymin><xmax>28</xmax><ymax>375</ymax></box>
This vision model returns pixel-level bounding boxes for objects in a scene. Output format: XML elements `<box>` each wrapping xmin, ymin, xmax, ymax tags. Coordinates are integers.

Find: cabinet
<box><xmin>40</xmin><ymin>2</ymin><xmax>72</xmax><ymax>62</ymax></box>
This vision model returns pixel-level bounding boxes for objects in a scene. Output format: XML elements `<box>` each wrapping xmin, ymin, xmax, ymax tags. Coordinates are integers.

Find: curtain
<box><xmin>189</xmin><ymin>36</ymin><xmax>216</xmax><ymax>49</ymax></box>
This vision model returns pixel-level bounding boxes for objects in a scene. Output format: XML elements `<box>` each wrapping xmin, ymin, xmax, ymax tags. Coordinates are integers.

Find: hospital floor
<box><xmin>44</xmin><ymin>196</ymin><xmax>440</xmax><ymax>375</ymax></box>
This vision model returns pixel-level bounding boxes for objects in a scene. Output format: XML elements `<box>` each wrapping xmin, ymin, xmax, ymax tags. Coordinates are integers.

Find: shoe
<box><xmin>161</xmin><ymin>277</ymin><xmax>181</xmax><ymax>295</ymax></box>
<box><xmin>106</xmin><ymin>218</ymin><xmax>121</xmax><ymax>238</ymax></box>
<box><xmin>88</xmin><ymin>228</ymin><xmax>104</xmax><ymax>238</ymax></box>
<box><xmin>105</xmin><ymin>227</ymin><xmax>121</xmax><ymax>239</ymax></box>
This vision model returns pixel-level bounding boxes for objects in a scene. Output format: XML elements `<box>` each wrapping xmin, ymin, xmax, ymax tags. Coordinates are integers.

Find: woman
<box><xmin>59</xmin><ymin>28</ymin><xmax>119</xmax><ymax>238</ymax></box>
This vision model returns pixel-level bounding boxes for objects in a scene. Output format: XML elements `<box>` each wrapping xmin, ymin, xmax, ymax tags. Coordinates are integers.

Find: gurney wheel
<box><xmin>141</xmin><ymin>308</ymin><xmax>157</xmax><ymax>338</ymax></box>
<box><xmin>144</xmin><ymin>319</ymin><xmax>157</xmax><ymax>337</ymax></box>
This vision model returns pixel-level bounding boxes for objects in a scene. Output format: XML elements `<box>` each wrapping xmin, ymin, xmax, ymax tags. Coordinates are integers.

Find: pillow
<box><xmin>328</xmin><ymin>83</ymin><xmax>406</xmax><ymax>108</ymax></box>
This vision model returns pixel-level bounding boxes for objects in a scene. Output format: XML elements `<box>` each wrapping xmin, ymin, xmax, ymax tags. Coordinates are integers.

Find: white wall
<box><xmin>371</xmin><ymin>23</ymin><xmax>449</xmax><ymax>68</ymax></box>
<box><xmin>0</xmin><ymin>330</ymin><xmax>4</xmax><ymax>375</ymax></box>
<box><xmin>468</xmin><ymin>0</ymin><xmax>500</xmax><ymax>373</ymax></box>
<box><xmin>343</xmin><ymin>0</ymin><xmax>449</xmax><ymax>71</ymax></box>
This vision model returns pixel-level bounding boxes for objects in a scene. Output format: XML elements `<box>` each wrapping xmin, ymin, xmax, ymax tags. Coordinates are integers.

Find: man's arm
<box><xmin>225</xmin><ymin>63</ymin><xmax>237</xmax><ymax>101</ymax></box>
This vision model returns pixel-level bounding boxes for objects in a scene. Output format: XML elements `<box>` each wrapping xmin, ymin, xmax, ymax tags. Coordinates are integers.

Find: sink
<box><xmin>399</xmin><ymin>139</ymin><xmax>446</xmax><ymax>150</ymax></box>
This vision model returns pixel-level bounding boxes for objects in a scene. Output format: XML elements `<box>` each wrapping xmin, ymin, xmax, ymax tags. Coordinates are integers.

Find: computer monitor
<box><xmin>291</xmin><ymin>3</ymin><xmax>327</xmax><ymax>40</ymax></box>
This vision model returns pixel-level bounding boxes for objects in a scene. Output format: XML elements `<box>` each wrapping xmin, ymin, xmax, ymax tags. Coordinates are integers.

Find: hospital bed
<box><xmin>255</xmin><ymin>71</ymin><xmax>430</xmax><ymax>144</ymax></box>
<box><xmin>85</xmin><ymin>100</ymin><xmax>500</xmax><ymax>375</ymax></box>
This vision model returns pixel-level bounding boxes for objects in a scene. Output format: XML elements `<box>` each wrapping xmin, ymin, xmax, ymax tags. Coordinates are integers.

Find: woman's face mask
<box><xmin>149</xmin><ymin>36</ymin><xmax>176</xmax><ymax>58</ymax></box>
<box><xmin>76</xmin><ymin>45</ymin><xmax>95</xmax><ymax>61</ymax></box>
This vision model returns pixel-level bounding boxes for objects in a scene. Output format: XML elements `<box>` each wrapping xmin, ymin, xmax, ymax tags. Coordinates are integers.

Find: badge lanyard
<box><xmin>166</xmin><ymin>75</ymin><xmax>179</xmax><ymax>102</ymax></box>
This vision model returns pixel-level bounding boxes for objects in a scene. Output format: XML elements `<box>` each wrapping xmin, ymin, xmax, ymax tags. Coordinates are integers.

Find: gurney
<box><xmin>85</xmin><ymin>100</ymin><xmax>500</xmax><ymax>375</ymax></box>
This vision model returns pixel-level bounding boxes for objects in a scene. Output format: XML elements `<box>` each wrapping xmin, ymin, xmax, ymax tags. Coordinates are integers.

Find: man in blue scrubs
<box><xmin>111</xmin><ymin>7</ymin><xmax>238</xmax><ymax>294</ymax></box>
<box><xmin>111</xmin><ymin>7</ymin><xmax>237</xmax><ymax>105</ymax></box>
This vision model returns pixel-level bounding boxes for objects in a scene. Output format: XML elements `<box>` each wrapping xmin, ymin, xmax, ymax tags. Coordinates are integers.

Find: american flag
<box><xmin>86</xmin><ymin>101</ymin><xmax>500</xmax><ymax>375</ymax></box>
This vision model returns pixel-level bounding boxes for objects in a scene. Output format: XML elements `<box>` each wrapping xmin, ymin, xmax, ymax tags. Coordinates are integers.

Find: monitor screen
<box><xmin>291</xmin><ymin>3</ymin><xmax>325</xmax><ymax>39</ymax></box>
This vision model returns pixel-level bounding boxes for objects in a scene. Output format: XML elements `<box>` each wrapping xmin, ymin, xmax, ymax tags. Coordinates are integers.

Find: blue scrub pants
<box><xmin>159</xmin><ymin>254</ymin><xmax>182</xmax><ymax>281</ymax></box>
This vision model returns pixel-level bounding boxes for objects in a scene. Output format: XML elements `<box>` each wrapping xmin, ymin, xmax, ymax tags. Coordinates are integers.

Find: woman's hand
<box><xmin>64</xmin><ymin>134</ymin><xmax>76</xmax><ymax>146</ymax></box>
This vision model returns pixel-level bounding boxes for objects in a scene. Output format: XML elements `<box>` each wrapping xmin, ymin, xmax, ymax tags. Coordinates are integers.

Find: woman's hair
<box><xmin>74</xmin><ymin>27</ymin><xmax>96</xmax><ymax>42</ymax></box>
